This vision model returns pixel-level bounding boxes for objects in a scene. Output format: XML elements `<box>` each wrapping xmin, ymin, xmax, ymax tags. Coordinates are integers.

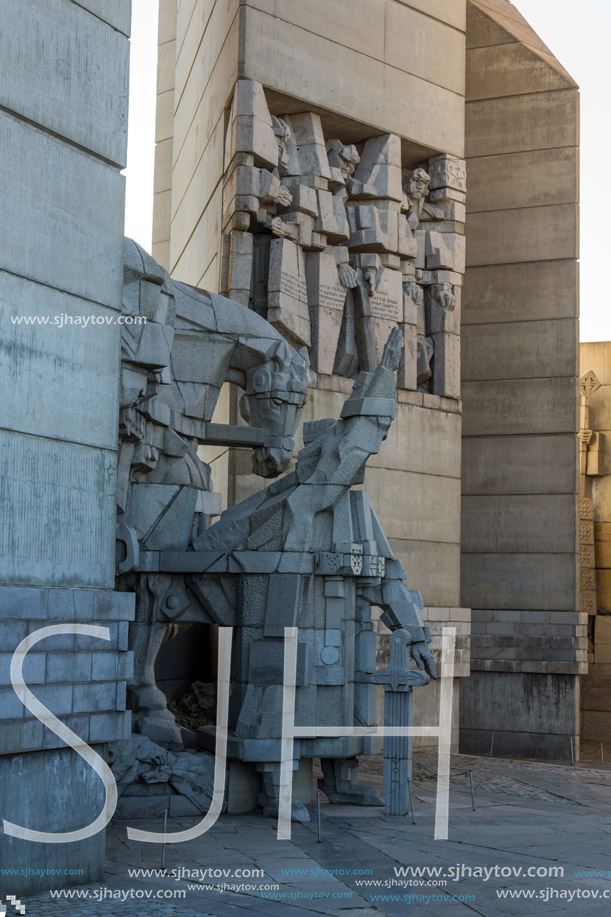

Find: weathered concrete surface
<box><xmin>0</xmin><ymin>0</ymin><xmax>131</xmax><ymax>899</ymax></box>
<box><xmin>462</xmin><ymin>378</ymin><xmax>577</xmax><ymax>436</ymax></box>
<box><xmin>0</xmin><ymin>110</ymin><xmax>125</xmax><ymax>309</ymax></box>
<box><xmin>0</xmin><ymin>747</ymin><xmax>106</xmax><ymax>897</ymax></box>
<box><xmin>462</xmin><ymin>434</ymin><xmax>578</xmax><ymax>495</ymax></box>
<box><xmin>466</xmin><ymin>204</ymin><xmax>579</xmax><ymax>267</ymax></box>
<box><xmin>462</xmin><ymin>259</ymin><xmax>578</xmax><ymax>325</ymax></box>
<box><xmin>240</xmin><ymin>1</ymin><xmax>466</xmax><ymax>156</ymax></box>
<box><xmin>460</xmin><ymin>671</ymin><xmax>579</xmax><ymax>759</ymax></box>
<box><xmin>468</xmin><ymin>147</ymin><xmax>578</xmax><ymax>213</ymax></box>
<box><xmin>462</xmin><ymin>494</ymin><xmax>577</xmax><ymax>554</ymax></box>
<box><xmin>0</xmin><ymin>0</ymin><xmax>129</xmax><ymax>165</ymax></box>
<box><xmin>462</xmin><ymin>318</ymin><xmax>578</xmax><ymax>382</ymax></box>
<box><xmin>73</xmin><ymin>0</ymin><xmax>132</xmax><ymax>35</ymax></box>
<box><xmin>462</xmin><ymin>552</ymin><xmax>577</xmax><ymax>612</ymax></box>
<box><xmin>0</xmin><ymin>272</ymin><xmax>120</xmax><ymax>451</ymax></box>
<box><xmin>0</xmin><ymin>433</ymin><xmax>117</xmax><ymax>587</ymax></box>
<box><xmin>466</xmin><ymin>88</ymin><xmax>579</xmax><ymax>157</ymax></box>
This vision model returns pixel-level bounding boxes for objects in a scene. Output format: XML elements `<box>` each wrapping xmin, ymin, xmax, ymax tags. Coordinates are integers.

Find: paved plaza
<box><xmin>22</xmin><ymin>752</ymin><xmax>611</xmax><ymax>916</ymax></box>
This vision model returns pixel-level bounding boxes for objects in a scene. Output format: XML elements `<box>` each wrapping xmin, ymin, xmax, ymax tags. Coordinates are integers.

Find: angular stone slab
<box><xmin>0</xmin><ymin>431</ymin><xmax>116</xmax><ymax>588</ymax></box>
<box><xmin>0</xmin><ymin>272</ymin><xmax>121</xmax><ymax>450</ymax></box>
<box><xmin>304</xmin><ymin>249</ymin><xmax>347</xmax><ymax>374</ymax></box>
<box><xmin>0</xmin><ymin>110</ymin><xmax>125</xmax><ymax>309</ymax></box>
<box><xmin>0</xmin><ymin>0</ymin><xmax>129</xmax><ymax>165</ymax></box>
<box><xmin>267</xmin><ymin>237</ymin><xmax>311</xmax><ymax>347</ymax></box>
<box><xmin>76</xmin><ymin>0</ymin><xmax>132</xmax><ymax>35</ymax></box>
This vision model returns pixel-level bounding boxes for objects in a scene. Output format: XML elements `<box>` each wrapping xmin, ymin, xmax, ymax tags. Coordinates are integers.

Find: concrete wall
<box><xmin>154</xmin><ymin>0</ymin><xmax>471</xmax><ymax>746</ymax></box>
<box><xmin>460</xmin><ymin>0</ymin><xmax>580</xmax><ymax>759</ymax></box>
<box><xmin>152</xmin><ymin>0</ymin><xmax>239</xmax><ymax>288</ymax></box>
<box><xmin>0</xmin><ymin>0</ymin><xmax>133</xmax><ymax>894</ymax></box>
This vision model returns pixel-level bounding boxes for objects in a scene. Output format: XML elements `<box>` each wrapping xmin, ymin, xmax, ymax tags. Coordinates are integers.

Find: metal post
<box><xmin>489</xmin><ymin>732</ymin><xmax>495</xmax><ymax>758</ymax></box>
<box><xmin>570</xmin><ymin>736</ymin><xmax>574</xmax><ymax>765</ymax></box>
<box><xmin>161</xmin><ymin>807</ymin><xmax>168</xmax><ymax>868</ymax></box>
<box><xmin>469</xmin><ymin>767</ymin><xmax>475</xmax><ymax>812</ymax></box>
<box><xmin>601</xmin><ymin>742</ymin><xmax>604</xmax><ymax>764</ymax></box>
<box><xmin>407</xmin><ymin>778</ymin><xmax>415</xmax><ymax>825</ymax></box>
<box><xmin>317</xmin><ymin>791</ymin><xmax>322</xmax><ymax>843</ymax></box>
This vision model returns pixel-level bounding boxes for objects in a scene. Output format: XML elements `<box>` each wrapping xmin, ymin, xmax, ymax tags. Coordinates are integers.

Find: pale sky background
<box><xmin>123</xmin><ymin>0</ymin><xmax>610</xmax><ymax>341</ymax></box>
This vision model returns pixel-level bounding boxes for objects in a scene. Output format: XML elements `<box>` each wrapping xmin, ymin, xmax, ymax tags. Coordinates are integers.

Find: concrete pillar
<box><xmin>460</xmin><ymin>0</ymin><xmax>580</xmax><ymax>759</ymax></box>
<box><xmin>0</xmin><ymin>0</ymin><xmax>133</xmax><ymax>895</ymax></box>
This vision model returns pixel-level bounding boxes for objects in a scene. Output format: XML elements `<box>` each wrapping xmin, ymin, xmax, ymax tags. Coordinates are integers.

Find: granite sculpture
<box><xmin>221</xmin><ymin>79</ymin><xmax>466</xmax><ymax>399</ymax></box>
<box><xmin>193</xmin><ymin>327</ymin><xmax>436</xmax><ymax>819</ymax></box>
<box><xmin>117</xmin><ymin>239</ymin><xmax>310</xmax><ymax>747</ymax></box>
<box><xmin>117</xmin><ymin>243</ymin><xmax>435</xmax><ymax>818</ymax></box>
<box><xmin>108</xmin><ymin>735</ymin><xmax>223</xmax><ymax>819</ymax></box>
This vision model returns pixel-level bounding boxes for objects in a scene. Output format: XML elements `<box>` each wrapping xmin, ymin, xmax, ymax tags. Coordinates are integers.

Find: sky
<box><xmin>123</xmin><ymin>0</ymin><xmax>611</xmax><ymax>341</ymax></box>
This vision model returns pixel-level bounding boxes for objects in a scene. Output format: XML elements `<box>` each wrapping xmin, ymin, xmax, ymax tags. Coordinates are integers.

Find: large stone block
<box><xmin>461</xmin><ymin>553</ymin><xmax>577</xmax><ymax>611</ymax></box>
<box><xmin>462</xmin><ymin>377</ymin><xmax>577</xmax><ymax>436</ymax></box>
<box><xmin>155</xmin><ymin>88</ymin><xmax>174</xmax><ymax>144</ymax></box>
<box><xmin>466</xmin><ymin>42</ymin><xmax>576</xmax><ymax>102</ymax></box>
<box><xmin>267</xmin><ymin>237</ymin><xmax>311</xmax><ymax>348</ymax></box>
<box><xmin>583</xmin><ymin>711</ymin><xmax>611</xmax><ymax>743</ymax></box>
<box><xmin>172</xmin><ymin>184</ymin><xmax>223</xmax><ymax>284</ymax></box>
<box><xmin>0</xmin><ymin>432</ymin><xmax>116</xmax><ymax>589</ymax></box>
<box><xmin>304</xmin><ymin>250</ymin><xmax>346</xmax><ymax>375</ymax></box>
<box><xmin>463</xmin><ymin>260</ymin><xmax>578</xmax><ymax>325</ymax></box>
<box><xmin>460</xmin><ymin>670</ymin><xmax>579</xmax><ymax>733</ymax></box>
<box><xmin>241</xmin><ymin>6</ymin><xmax>465</xmax><ymax>158</ymax></box>
<box><xmin>366</xmin><ymin>468</ymin><xmax>461</xmax><ymax>545</ymax></box>
<box><xmin>174</xmin><ymin>0</ymin><xmax>238</xmax><ymax>151</ymax></box>
<box><xmin>246</xmin><ymin>0</ymin><xmax>387</xmax><ymax>67</ymax></box>
<box><xmin>466</xmin><ymin>4</ymin><xmax>513</xmax><ymax>48</ymax></box>
<box><xmin>462</xmin><ymin>434</ymin><xmax>578</xmax><ymax>495</ymax></box>
<box><xmin>0</xmin><ymin>747</ymin><xmax>105</xmax><ymax>896</ymax></box>
<box><xmin>159</xmin><ymin>0</ymin><xmax>177</xmax><ymax>43</ymax></box>
<box><xmin>153</xmin><ymin>188</ymin><xmax>172</xmax><ymax>246</ymax></box>
<box><xmin>371</xmin><ymin>401</ymin><xmax>462</xmax><ymax>479</ymax></box>
<box><xmin>157</xmin><ymin>38</ymin><xmax>177</xmax><ymax>95</ymax></box>
<box><xmin>385</xmin><ymin>1</ymin><xmax>466</xmax><ymax>94</ymax></box>
<box><xmin>0</xmin><ymin>272</ymin><xmax>120</xmax><ymax>450</ymax></box>
<box><xmin>0</xmin><ymin>0</ymin><xmax>129</xmax><ymax>166</ymax></box>
<box><xmin>462</xmin><ymin>495</ymin><xmax>577</xmax><ymax>554</ymax></box>
<box><xmin>395</xmin><ymin>0</ymin><xmax>466</xmax><ymax>31</ymax></box>
<box><xmin>462</xmin><ymin>319</ymin><xmax>578</xmax><ymax>382</ymax></box>
<box><xmin>0</xmin><ymin>111</ymin><xmax>125</xmax><ymax>309</ymax></box>
<box><xmin>390</xmin><ymin>538</ymin><xmax>461</xmax><ymax>609</ymax></box>
<box><xmin>175</xmin><ymin>0</ymin><xmax>197</xmax><ymax>50</ymax></box>
<box><xmin>466</xmin><ymin>89</ymin><xmax>579</xmax><ymax>157</ymax></box>
<box><xmin>584</xmin><ymin>390</ymin><xmax>611</xmax><ymax>436</ymax></box>
<box><xmin>466</xmin><ymin>204</ymin><xmax>578</xmax><ymax>267</ymax></box>
<box><xmin>468</xmin><ymin>148</ymin><xmax>578</xmax><ymax>214</ymax></box>
<box><xmin>154</xmin><ymin>138</ymin><xmax>173</xmax><ymax>194</ymax></box>
<box><xmin>172</xmin><ymin>119</ymin><xmax>224</xmax><ymax>248</ymax></box>
<box><xmin>76</xmin><ymin>0</ymin><xmax>132</xmax><ymax>35</ymax></box>
<box><xmin>590</xmin><ymin>477</ymin><xmax>611</xmax><ymax>525</ymax></box>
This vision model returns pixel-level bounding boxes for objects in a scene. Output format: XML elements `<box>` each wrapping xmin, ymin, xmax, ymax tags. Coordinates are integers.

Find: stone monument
<box><xmin>191</xmin><ymin>327</ymin><xmax>436</xmax><ymax>819</ymax></box>
<box><xmin>115</xmin><ymin>234</ymin><xmax>436</xmax><ymax>819</ymax></box>
<box><xmin>221</xmin><ymin>80</ymin><xmax>465</xmax><ymax>402</ymax></box>
<box><xmin>116</xmin><ymin>239</ymin><xmax>310</xmax><ymax>747</ymax></box>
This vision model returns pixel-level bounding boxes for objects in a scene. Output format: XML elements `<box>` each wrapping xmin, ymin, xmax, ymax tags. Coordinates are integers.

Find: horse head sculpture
<box><xmin>119</xmin><ymin>238</ymin><xmax>310</xmax><ymax>484</ymax></box>
<box><xmin>240</xmin><ymin>340</ymin><xmax>310</xmax><ymax>477</ymax></box>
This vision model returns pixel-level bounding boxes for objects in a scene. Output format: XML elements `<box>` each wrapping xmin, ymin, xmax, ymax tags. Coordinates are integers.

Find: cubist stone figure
<box><xmin>117</xmin><ymin>239</ymin><xmax>310</xmax><ymax>747</ymax></box>
<box><xmin>192</xmin><ymin>327</ymin><xmax>436</xmax><ymax>819</ymax></box>
<box><xmin>222</xmin><ymin>79</ymin><xmax>466</xmax><ymax>400</ymax></box>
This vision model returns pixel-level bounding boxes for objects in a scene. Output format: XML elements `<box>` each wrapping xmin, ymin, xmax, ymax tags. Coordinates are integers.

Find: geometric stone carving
<box><xmin>221</xmin><ymin>80</ymin><xmax>466</xmax><ymax>396</ymax></box>
<box><xmin>267</xmin><ymin>237</ymin><xmax>311</xmax><ymax>348</ymax></box>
